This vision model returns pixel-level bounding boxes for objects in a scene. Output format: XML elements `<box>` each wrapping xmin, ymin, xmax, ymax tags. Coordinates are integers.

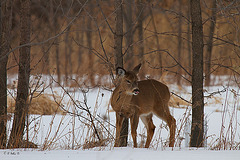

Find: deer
<box><xmin>111</xmin><ymin>64</ymin><xmax>176</xmax><ymax>148</ymax></box>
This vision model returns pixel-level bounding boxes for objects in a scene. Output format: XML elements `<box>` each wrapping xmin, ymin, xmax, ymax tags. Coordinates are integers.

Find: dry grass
<box><xmin>6</xmin><ymin>73</ymin><xmax>239</xmax><ymax>150</ymax></box>
<box><xmin>82</xmin><ymin>139</ymin><xmax>107</xmax><ymax>149</ymax></box>
<box><xmin>7</xmin><ymin>93</ymin><xmax>65</xmax><ymax>115</ymax></box>
<box><xmin>169</xmin><ymin>95</ymin><xmax>189</xmax><ymax>108</ymax></box>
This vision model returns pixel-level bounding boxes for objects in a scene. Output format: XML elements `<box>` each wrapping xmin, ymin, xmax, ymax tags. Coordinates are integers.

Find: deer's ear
<box><xmin>116</xmin><ymin>67</ymin><xmax>126</xmax><ymax>76</ymax></box>
<box><xmin>132</xmin><ymin>63</ymin><xmax>142</xmax><ymax>74</ymax></box>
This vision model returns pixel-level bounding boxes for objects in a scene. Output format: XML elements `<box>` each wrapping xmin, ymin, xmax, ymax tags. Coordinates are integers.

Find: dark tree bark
<box><xmin>124</xmin><ymin>0</ymin><xmax>134</xmax><ymax>70</ymax></box>
<box><xmin>76</xmin><ymin>19</ymin><xmax>83</xmax><ymax>76</ymax></box>
<box><xmin>148</xmin><ymin>2</ymin><xmax>162</xmax><ymax>76</ymax></box>
<box><xmin>177</xmin><ymin>0</ymin><xmax>182</xmax><ymax>85</ymax></box>
<box><xmin>114</xmin><ymin>0</ymin><xmax>128</xmax><ymax>147</ymax></box>
<box><xmin>55</xmin><ymin>39</ymin><xmax>61</xmax><ymax>84</ymax></box>
<box><xmin>68</xmin><ymin>35</ymin><xmax>73</xmax><ymax>79</ymax></box>
<box><xmin>8</xmin><ymin>0</ymin><xmax>31</xmax><ymax>148</ymax></box>
<box><xmin>137</xmin><ymin>0</ymin><xmax>146</xmax><ymax>79</ymax></box>
<box><xmin>187</xmin><ymin>0</ymin><xmax>192</xmax><ymax>74</ymax></box>
<box><xmin>49</xmin><ymin>0</ymin><xmax>61</xmax><ymax>84</ymax></box>
<box><xmin>64</xmin><ymin>27</ymin><xmax>70</xmax><ymax>85</ymax></box>
<box><xmin>64</xmin><ymin>26</ymin><xmax>73</xmax><ymax>84</ymax></box>
<box><xmin>86</xmin><ymin>5</ymin><xmax>94</xmax><ymax>86</ymax></box>
<box><xmin>114</xmin><ymin>0</ymin><xmax>123</xmax><ymax>68</ymax></box>
<box><xmin>0</xmin><ymin>0</ymin><xmax>12</xmax><ymax>149</ymax></box>
<box><xmin>205</xmin><ymin>0</ymin><xmax>217</xmax><ymax>87</ymax></box>
<box><xmin>190</xmin><ymin>0</ymin><xmax>204</xmax><ymax>147</ymax></box>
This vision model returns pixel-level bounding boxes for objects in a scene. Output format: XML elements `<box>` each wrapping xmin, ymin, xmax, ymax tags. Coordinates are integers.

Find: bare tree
<box><xmin>76</xmin><ymin>19</ymin><xmax>84</xmax><ymax>77</ymax></box>
<box><xmin>124</xmin><ymin>0</ymin><xmax>134</xmax><ymax>70</ymax></box>
<box><xmin>64</xmin><ymin>28</ymin><xmax>73</xmax><ymax>84</ymax></box>
<box><xmin>190</xmin><ymin>0</ymin><xmax>204</xmax><ymax>147</ymax></box>
<box><xmin>8</xmin><ymin>0</ymin><xmax>31</xmax><ymax>148</ymax></box>
<box><xmin>49</xmin><ymin>0</ymin><xmax>61</xmax><ymax>84</ymax></box>
<box><xmin>114</xmin><ymin>0</ymin><xmax>128</xmax><ymax>147</ymax></box>
<box><xmin>137</xmin><ymin>0</ymin><xmax>146</xmax><ymax>79</ymax></box>
<box><xmin>148</xmin><ymin>2</ymin><xmax>162</xmax><ymax>76</ymax></box>
<box><xmin>86</xmin><ymin>1</ymin><xmax>94</xmax><ymax>86</ymax></box>
<box><xmin>187</xmin><ymin>0</ymin><xmax>192</xmax><ymax>74</ymax></box>
<box><xmin>64</xmin><ymin>27</ymin><xmax>70</xmax><ymax>85</ymax></box>
<box><xmin>55</xmin><ymin>37</ymin><xmax>61</xmax><ymax>84</ymax></box>
<box><xmin>114</xmin><ymin>0</ymin><xmax>124</xmax><ymax>68</ymax></box>
<box><xmin>177</xmin><ymin>0</ymin><xmax>182</xmax><ymax>85</ymax></box>
<box><xmin>0</xmin><ymin>0</ymin><xmax>12</xmax><ymax>149</ymax></box>
<box><xmin>205</xmin><ymin>0</ymin><xmax>217</xmax><ymax>87</ymax></box>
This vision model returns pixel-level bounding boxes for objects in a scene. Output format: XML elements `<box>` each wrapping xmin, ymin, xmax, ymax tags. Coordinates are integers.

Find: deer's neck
<box><xmin>112</xmin><ymin>86</ymin><xmax>133</xmax><ymax>108</ymax></box>
<box><xmin>111</xmin><ymin>87</ymin><xmax>136</xmax><ymax>117</ymax></box>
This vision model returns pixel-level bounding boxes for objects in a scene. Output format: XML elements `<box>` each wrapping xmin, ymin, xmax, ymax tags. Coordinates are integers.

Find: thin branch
<box><xmin>171</xmin><ymin>91</ymin><xmax>192</xmax><ymax>105</ymax></box>
<box><xmin>204</xmin><ymin>87</ymin><xmax>228</xmax><ymax>98</ymax></box>
<box><xmin>144</xmin><ymin>49</ymin><xmax>192</xmax><ymax>77</ymax></box>
<box><xmin>96</xmin><ymin>0</ymin><xmax>114</xmax><ymax>34</ymax></box>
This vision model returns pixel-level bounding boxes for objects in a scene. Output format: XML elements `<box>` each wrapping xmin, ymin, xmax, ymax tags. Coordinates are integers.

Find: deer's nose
<box><xmin>133</xmin><ymin>88</ymin><xmax>140</xmax><ymax>95</ymax></box>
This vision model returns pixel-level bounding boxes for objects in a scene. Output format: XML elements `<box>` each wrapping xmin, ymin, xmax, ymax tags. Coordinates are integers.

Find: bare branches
<box><xmin>145</xmin><ymin>49</ymin><xmax>192</xmax><ymax>83</ymax></box>
<box><xmin>96</xmin><ymin>0</ymin><xmax>114</xmax><ymax>34</ymax></box>
<box><xmin>49</xmin><ymin>75</ymin><xmax>115</xmax><ymax>143</ymax></box>
<box><xmin>0</xmin><ymin>0</ymin><xmax>89</xmax><ymax>62</ymax></box>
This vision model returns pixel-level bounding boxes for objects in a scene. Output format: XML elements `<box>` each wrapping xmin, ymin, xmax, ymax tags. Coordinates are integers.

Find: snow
<box><xmin>2</xmin><ymin>75</ymin><xmax>240</xmax><ymax>159</ymax></box>
<box><xmin>1</xmin><ymin>148</ymin><xmax>240</xmax><ymax>160</ymax></box>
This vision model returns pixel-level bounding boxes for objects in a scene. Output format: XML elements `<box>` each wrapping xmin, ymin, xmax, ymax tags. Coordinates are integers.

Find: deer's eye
<box><xmin>126</xmin><ymin>80</ymin><xmax>131</xmax><ymax>84</ymax></box>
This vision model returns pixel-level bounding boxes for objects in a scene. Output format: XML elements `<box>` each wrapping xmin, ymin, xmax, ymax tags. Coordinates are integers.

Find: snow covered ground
<box><xmin>2</xmin><ymin>75</ymin><xmax>240</xmax><ymax>159</ymax></box>
<box><xmin>1</xmin><ymin>147</ymin><xmax>240</xmax><ymax>160</ymax></box>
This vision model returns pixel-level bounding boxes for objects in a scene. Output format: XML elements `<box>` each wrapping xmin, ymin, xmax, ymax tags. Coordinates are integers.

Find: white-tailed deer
<box><xmin>111</xmin><ymin>64</ymin><xmax>176</xmax><ymax>148</ymax></box>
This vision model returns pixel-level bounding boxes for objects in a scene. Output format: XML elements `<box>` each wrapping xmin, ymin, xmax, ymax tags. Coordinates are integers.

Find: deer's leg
<box><xmin>115</xmin><ymin>112</ymin><xmax>124</xmax><ymax>147</ymax></box>
<box><xmin>130</xmin><ymin>114</ymin><xmax>139</xmax><ymax>148</ymax></box>
<box><xmin>166</xmin><ymin>115</ymin><xmax>176</xmax><ymax>147</ymax></box>
<box><xmin>140</xmin><ymin>114</ymin><xmax>155</xmax><ymax>148</ymax></box>
<box><xmin>154</xmin><ymin>105</ymin><xmax>176</xmax><ymax>147</ymax></box>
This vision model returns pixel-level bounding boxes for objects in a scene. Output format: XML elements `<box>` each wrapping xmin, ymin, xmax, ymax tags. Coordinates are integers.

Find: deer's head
<box><xmin>116</xmin><ymin>64</ymin><xmax>141</xmax><ymax>96</ymax></box>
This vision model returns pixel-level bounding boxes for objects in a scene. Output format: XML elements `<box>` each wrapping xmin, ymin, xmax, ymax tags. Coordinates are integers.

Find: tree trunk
<box><xmin>114</xmin><ymin>0</ymin><xmax>128</xmax><ymax>147</ymax></box>
<box><xmin>68</xmin><ymin>35</ymin><xmax>73</xmax><ymax>79</ymax></box>
<box><xmin>190</xmin><ymin>0</ymin><xmax>204</xmax><ymax>147</ymax></box>
<box><xmin>177</xmin><ymin>0</ymin><xmax>182</xmax><ymax>85</ymax></box>
<box><xmin>124</xmin><ymin>0</ymin><xmax>134</xmax><ymax>70</ymax></box>
<box><xmin>55</xmin><ymin>40</ymin><xmax>61</xmax><ymax>84</ymax></box>
<box><xmin>64</xmin><ymin>27</ymin><xmax>70</xmax><ymax>85</ymax></box>
<box><xmin>49</xmin><ymin>0</ymin><xmax>61</xmax><ymax>84</ymax></box>
<box><xmin>86</xmin><ymin>9</ymin><xmax>94</xmax><ymax>86</ymax></box>
<box><xmin>205</xmin><ymin>0</ymin><xmax>217</xmax><ymax>87</ymax></box>
<box><xmin>0</xmin><ymin>46</ymin><xmax>8</xmax><ymax>149</ymax></box>
<box><xmin>0</xmin><ymin>0</ymin><xmax>12</xmax><ymax>149</ymax></box>
<box><xmin>187</xmin><ymin>0</ymin><xmax>192</xmax><ymax>74</ymax></box>
<box><xmin>148</xmin><ymin>2</ymin><xmax>162</xmax><ymax>76</ymax></box>
<box><xmin>137</xmin><ymin>0</ymin><xmax>145</xmax><ymax>79</ymax></box>
<box><xmin>8</xmin><ymin>0</ymin><xmax>31</xmax><ymax>148</ymax></box>
<box><xmin>114</xmin><ymin>0</ymin><xmax>123</xmax><ymax>68</ymax></box>
<box><xmin>76</xmin><ymin>20</ymin><xmax>83</xmax><ymax>76</ymax></box>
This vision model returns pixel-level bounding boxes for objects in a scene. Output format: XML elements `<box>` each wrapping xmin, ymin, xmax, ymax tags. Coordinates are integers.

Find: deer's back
<box><xmin>131</xmin><ymin>79</ymin><xmax>170</xmax><ymax>114</ymax></box>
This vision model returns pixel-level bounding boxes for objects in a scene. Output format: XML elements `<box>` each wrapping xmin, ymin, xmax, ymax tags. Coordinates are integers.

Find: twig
<box><xmin>204</xmin><ymin>87</ymin><xmax>228</xmax><ymax>98</ymax></box>
<box><xmin>171</xmin><ymin>91</ymin><xmax>192</xmax><ymax>105</ymax></box>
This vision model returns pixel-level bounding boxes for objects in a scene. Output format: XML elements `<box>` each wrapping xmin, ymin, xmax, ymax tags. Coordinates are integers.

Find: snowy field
<box><xmin>1</xmin><ymin>75</ymin><xmax>240</xmax><ymax>159</ymax></box>
<box><xmin>1</xmin><ymin>148</ymin><xmax>240</xmax><ymax>160</ymax></box>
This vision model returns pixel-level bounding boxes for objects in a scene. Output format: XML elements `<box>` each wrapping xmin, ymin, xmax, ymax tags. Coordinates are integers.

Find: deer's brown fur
<box><xmin>111</xmin><ymin>64</ymin><xmax>176</xmax><ymax>148</ymax></box>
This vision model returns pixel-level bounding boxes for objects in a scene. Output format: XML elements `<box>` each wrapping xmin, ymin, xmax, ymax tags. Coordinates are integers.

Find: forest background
<box><xmin>5</xmin><ymin>0</ymin><xmax>240</xmax><ymax>86</ymax></box>
<box><xmin>1</xmin><ymin>0</ymin><xmax>240</xmax><ymax>150</ymax></box>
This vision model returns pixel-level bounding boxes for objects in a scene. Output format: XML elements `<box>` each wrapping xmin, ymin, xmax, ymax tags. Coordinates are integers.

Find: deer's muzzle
<box><xmin>133</xmin><ymin>88</ymin><xmax>140</xmax><ymax>95</ymax></box>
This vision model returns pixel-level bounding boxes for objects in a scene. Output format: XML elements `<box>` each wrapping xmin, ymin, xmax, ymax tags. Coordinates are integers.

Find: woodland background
<box><xmin>5</xmin><ymin>0</ymin><xmax>240</xmax><ymax>86</ymax></box>
<box><xmin>1</xmin><ymin>0</ymin><xmax>240</xmax><ymax>150</ymax></box>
